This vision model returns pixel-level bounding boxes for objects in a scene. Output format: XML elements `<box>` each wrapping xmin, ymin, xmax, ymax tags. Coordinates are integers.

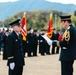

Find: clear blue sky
<box><xmin>46</xmin><ymin>0</ymin><xmax>76</xmax><ymax>5</ymax></box>
<box><xmin>0</xmin><ymin>0</ymin><xmax>76</xmax><ymax>5</ymax></box>
<box><xmin>0</xmin><ymin>0</ymin><xmax>19</xmax><ymax>2</ymax></box>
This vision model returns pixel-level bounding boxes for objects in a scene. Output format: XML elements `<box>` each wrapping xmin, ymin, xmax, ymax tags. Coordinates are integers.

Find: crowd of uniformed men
<box><xmin>0</xmin><ymin>27</ymin><xmax>62</xmax><ymax>59</ymax></box>
<box><xmin>1</xmin><ymin>15</ymin><xmax>76</xmax><ymax>75</ymax></box>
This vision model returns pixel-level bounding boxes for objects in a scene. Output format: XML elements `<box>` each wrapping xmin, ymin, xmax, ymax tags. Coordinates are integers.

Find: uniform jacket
<box><xmin>3</xmin><ymin>34</ymin><xmax>8</xmax><ymax>59</ymax></box>
<box><xmin>27</xmin><ymin>33</ymin><xmax>35</xmax><ymax>44</ymax></box>
<box><xmin>51</xmin><ymin>32</ymin><xmax>59</xmax><ymax>40</ymax></box>
<box><xmin>39</xmin><ymin>33</ymin><xmax>46</xmax><ymax>44</ymax></box>
<box><xmin>6</xmin><ymin>31</ymin><xmax>25</xmax><ymax>66</ymax></box>
<box><xmin>53</xmin><ymin>25</ymin><xmax>76</xmax><ymax>61</ymax></box>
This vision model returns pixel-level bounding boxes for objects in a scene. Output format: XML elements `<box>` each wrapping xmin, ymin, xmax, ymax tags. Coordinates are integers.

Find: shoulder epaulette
<box><xmin>67</xmin><ymin>26</ymin><xmax>70</xmax><ymax>29</ymax></box>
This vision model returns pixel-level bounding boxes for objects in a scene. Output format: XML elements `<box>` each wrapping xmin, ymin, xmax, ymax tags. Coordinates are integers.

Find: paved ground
<box><xmin>0</xmin><ymin>53</ymin><xmax>76</xmax><ymax>75</ymax></box>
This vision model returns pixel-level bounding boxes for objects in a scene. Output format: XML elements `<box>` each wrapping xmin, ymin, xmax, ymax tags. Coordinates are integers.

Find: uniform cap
<box><xmin>9</xmin><ymin>19</ymin><xmax>20</xmax><ymax>26</ymax></box>
<box><xmin>60</xmin><ymin>15</ymin><xmax>71</xmax><ymax>21</ymax></box>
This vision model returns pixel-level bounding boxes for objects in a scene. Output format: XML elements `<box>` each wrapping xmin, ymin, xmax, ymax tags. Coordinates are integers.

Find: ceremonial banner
<box><xmin>47</xmin><ymin>14</ymin><xmax>53</xmax><ymax>38</ymax></box>
<box><xmin>21</xmin><ymin>12</ymin><xmax>27</xmax><ymax>41</ymax></box>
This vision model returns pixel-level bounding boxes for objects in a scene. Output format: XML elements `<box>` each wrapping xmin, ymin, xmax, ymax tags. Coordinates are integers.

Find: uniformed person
<box><xmin>39</xmin><ymin>29</ymin><xmax>46</xmax><ymax>55</ymax></box>
<box><xmin>50</xmin><ymin>15</ymin><xmax>76</xmax><ymax>75</ymax></box>
<box><xmin>3</xmin><ymin>29</ymin><xmax>9</xmax><ymax>60</ymax></box>
<box><xmin>51</xmin><ymin>28</ymin><xmax>57</xmax><ymax>54</ymax></box>
<box><xmin>27</xmin><ymin>28</ymin><xmax>34</xmax><ymax>57</ymax></box>
<box><xmin>45</xmin><ymin>30</ymin><xmax>51</xmax><ymax>55</ymax></box>
<box><xmin>6</xmin><ymin>19</ymin><xmax>25</xmax><ymax>75</ymax></box>
<box><xmin>26</xmin><ymin>28</ymin><xmax>31</xmax><ymax>57</ymax></box>
<box><xmin>32</xmin><ymin>30</ymin><xmax>38</xmax><ymax>56</ymax></box>
<box><xmin>56</xmin><ymin>30</ymin><xmax>60</xmax><ymax>54</ymax></box>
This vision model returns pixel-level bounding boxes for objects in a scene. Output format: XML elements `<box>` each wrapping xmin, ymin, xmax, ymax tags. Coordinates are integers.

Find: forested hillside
<box><xmin>0</xmin><ymin>10</ymin><xmax>76</xmax><ymax>31</ymax></box>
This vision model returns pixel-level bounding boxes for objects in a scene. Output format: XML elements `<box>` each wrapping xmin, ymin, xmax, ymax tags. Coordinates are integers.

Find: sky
<box><xmin>46</xmin><ymin>0</ymin><xmax>76</xmax><ymax>5</ymax></box>
<box><xmin>0</xmin><ymin>0</ymin><xmax>76</xmax><ymax>5</ymax></box>
<box><xmin>0</xmin><ymin>0</ymin><xmax>19</xmax><ymax>2</ymax></box>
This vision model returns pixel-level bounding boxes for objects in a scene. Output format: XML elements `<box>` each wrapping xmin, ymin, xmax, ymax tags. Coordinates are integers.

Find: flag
<box><xmin>47</xmin><ymin>14</ymin><xmax>53</xmax><ymax>38</ymax></box>
<box><xmin>21</xmin><ymin>12</ymin><xmax>27</xmax><ymax>41</ymax></box>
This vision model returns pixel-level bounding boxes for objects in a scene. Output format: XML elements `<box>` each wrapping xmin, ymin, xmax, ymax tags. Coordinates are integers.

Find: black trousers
<box><xmin>56</xmin><ymin>47</ymin><xmax>59</xmax><ymax>54</ymax></box>
<box><xmin>51</xmin><ymin>45</ymin><xmax>55</xmax><ymax>54</ymax></box>
<box><xmin>33</xmin><ymin>44</ymin><xmax>37</xmax><ymax>56</ymax></box>
<box><xmin>9</xmin><ymin>66</ymin><xmax>23</xmax><ymax>75</ymax></box>
<box><xmin>61</xmin><ymin>61</ymin><xmax>74</xmax><ymax>75</ymax></box>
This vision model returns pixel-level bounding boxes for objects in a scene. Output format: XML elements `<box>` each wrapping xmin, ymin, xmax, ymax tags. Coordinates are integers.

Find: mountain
<box><xmin>0</xmin><ymin>0</ymin><xmax>76</xmax><ymax>21</ymax></box>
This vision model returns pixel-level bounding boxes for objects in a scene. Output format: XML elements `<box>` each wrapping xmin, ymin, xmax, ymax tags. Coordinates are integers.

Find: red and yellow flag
<box><xmin>47</xmin><ymin>14</ymin><xmax>53</xmax><ymax>38</ymax></box>
<box><xmin>21</xmin><ymin>12</ymin><xmax>27</xmax><ymax>41</ymax></box>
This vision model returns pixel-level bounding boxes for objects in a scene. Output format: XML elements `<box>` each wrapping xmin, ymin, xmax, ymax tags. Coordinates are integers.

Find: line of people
<box><xmin>19</xmin><ymin>28</ymin><xmax>63</xmax><ymax>57</ymax></box>
<box><xmin>0</xmin><ymin>27</ymin><xmax>63</xmax><ymax>59</ymax></box>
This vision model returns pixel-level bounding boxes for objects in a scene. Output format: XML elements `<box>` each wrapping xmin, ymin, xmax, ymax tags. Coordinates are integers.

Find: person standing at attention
<box><xmin>6</xmin><ymin>19</ymin><xmax>25</xmax><ymax>75</ymax></box>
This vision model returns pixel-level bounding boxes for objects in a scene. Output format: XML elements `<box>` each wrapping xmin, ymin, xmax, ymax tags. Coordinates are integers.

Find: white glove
<box><xmin>53</xmin><ymin>40</ymin><xmax>58</xmax><ymax>42</ymax></box>
<box><xmin>10</xmin><ymin>62</ymin><xmax>15</xmax><ymax>70</ymax></box>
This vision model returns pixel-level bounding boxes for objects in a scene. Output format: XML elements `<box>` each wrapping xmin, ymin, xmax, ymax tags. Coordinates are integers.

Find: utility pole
<box><xmin>55</xmin><ymin>14</ymin><xmax>57</xmax><ymax>29</ymax></box>
<box><xmin>2</xmin><ymin>17</ymin><xmax>4</xmax><ymax>28</ymax></box>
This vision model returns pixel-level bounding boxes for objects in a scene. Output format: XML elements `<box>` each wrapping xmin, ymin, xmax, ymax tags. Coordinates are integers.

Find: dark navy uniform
<box><xmin>6</xmin><ymin>19</ymin><xmax>25</xmax><ymax>75</ymax></box>
<box><xmin>6</xmin><ymin>31</ymin><xmax>25</xmax><ymax>75</ymax></box>
<box><xmin>51</xmin><ymin>31</ymin><xmax>57</xmax><ymax>54</ymax></box>
<box><xmin>33</xmin><ymin>30</ymin><xmax>38</xmax><ymax>56</ymax></box>
<box><xmin>22</xmin><ymin>40</ymin><xmax>27</xmax><ymax>57</ymax></box>
<box><xmin>53</xmin><ymin>15</ymin><xmax>76</xmax><ymax>75</ymax></box>
<box><xmin>55</xmin><ymin>31</ymin><xmax>60</xmax><ymax>54</ymax></box>
<box><xmin>27</xmin><ymin>32</ymin><xmax>34</xmax><ymax>57</ymax></box>
<box><xmin>39</xmin><ymin>33</ymin><xmax>46</xmax><ymax>55</ymax></box>
<box><xmin>45</xmin><ymin>42</ymin><xmax>50</xmax><ymax>55</ymax></box>
<box><xmin>7</xmin><ymin>31</ymin><xmax>25</xmax><ymax>75</ymax></box>
<box><xmin>51</xmin><ymin>28</ymin><xmax>59</xmax><ymax>54</ymax></box>
<box><xmin>3</xmin><ymin>30</ymin><xmax>9</xmax><ymax>60</ymax></box>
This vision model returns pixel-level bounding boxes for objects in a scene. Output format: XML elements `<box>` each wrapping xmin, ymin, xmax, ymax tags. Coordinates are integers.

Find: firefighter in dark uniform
<box><xmin>39</xmin><ymin>29</ymin><xmax>46</xmax><ymax>55</ymax></box>
<box><xmin>51</xmin><ymin>15</ymin><xmax>76</xmax><ymax>75</ymax></box>
<box><xmin>33</xmin><ymin>30</ymin><xmax>38</xmax><ymax>56</ymax></box>
<box><xmin>21</xmin><ymin>35</ymin><xmax>27</xmax><ymax>57</ymax></box>
<box><xmin>55</xmin><ymin>30</ymin><xmax>60</xmax><ymax>54</ymax></box>
<box><xmin>27</xmin><ymin>28</ymin><xmax>35</xmax><ymax>57</ymax></box>
<box><xmin>26</xmin><ymin>28</ymin><xmax>31</xmax><ymax>57</ymax></box>
<box><xmin>3</xmin><ymin>29</ymin><xmax>9</xmax><ymax>60</ymax></box>
<box><xmin>45</xmin><ymin>42</ymin><xmax>50</xmax><ymax>55</ymax></box>
<box><xmin>22</xmin><ymin>40</ymin><xmax>27</xmax><ymax>57</ymax></box>
<box><xmin>51</xmin><ymin>28</ymin><xmax>59</xmax><ymax>54</ymax></box>
<box><xmin>6</xmin><ymin>19</ymin><xmax>25</xmax><ymax>75</ymax></box>
<box><xmin>45</xmin><ymin>30</ymin><xmax>51</xmax><ymax>55</ymax></box>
